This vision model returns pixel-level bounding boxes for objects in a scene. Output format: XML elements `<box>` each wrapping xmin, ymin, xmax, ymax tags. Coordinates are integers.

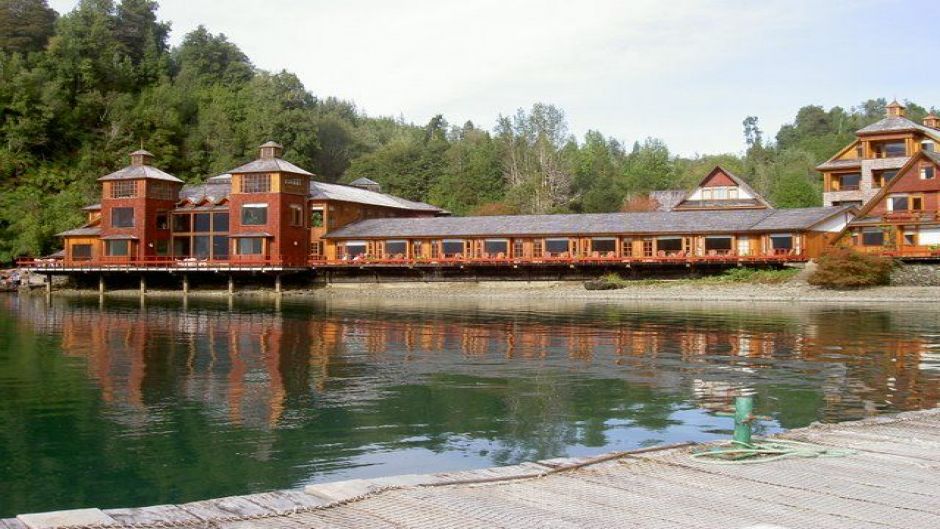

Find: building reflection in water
<box><xmin>6</xmin><ymin>295</ymin><xmax>939</xmax><ymax>430</ymax></box>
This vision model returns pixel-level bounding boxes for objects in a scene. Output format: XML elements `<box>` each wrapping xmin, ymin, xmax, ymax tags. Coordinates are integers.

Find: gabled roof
<box><xmin>849</xmin><ymin>149</ymin><xmax>940</xmax><ymax>223</ymax></box>
<box><xmin>97</xmin><ymin>164</ymin><xmax>184</xmax><ymax>183</ymax></box>
<box><xmin>674</xmin><ymin>166</ymin><xmax>771</xmax><ymax>209</ymax></box>
<box><xmin>324</xmin><ymin>206</ymin><xmax>853</xmax><ymax>240</ymax></box>
<box><xmin>226</xmin><ymin>157</ymin><xmax>314</xmax><ymax>176</ymax></box>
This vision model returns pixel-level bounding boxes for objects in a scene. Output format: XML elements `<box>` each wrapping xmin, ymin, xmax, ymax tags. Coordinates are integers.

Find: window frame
<box><xmin>241</xmin><ymin>174</ymin><xmax>271</xmax><ymax>193</ymax></box>
<box><xmin>111</xmin><ymin>207</ymin><xmax>135</xmax><ymax>228</ymax></box>
<box><xmin>240</xmin><ymin>203</ymin><xmax>268</xmax><ymax>226</ymax></box>
<box><xmin>110</xmin><ymin>180</ymin><xmax>137</xmax><ymax>199</ymax></box>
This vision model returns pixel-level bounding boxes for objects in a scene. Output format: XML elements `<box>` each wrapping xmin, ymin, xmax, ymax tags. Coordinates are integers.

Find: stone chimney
<box><xmin>924</xmin><ymin>113</ymin><xmax>940</xmax><ymax>129</ymax></box>
<box><xmin>259</xmin><ymin>141</ymin><xmax>284</xmax><ymax>160</ymax></box>
<box><xmin>129</xmin><ymin>149</ymin><xmax>154</xmax><ymax>167</ymax></box>
<box><xmin>886</xmin><ymin>100</ymin><xmax>906</xmax><ymax>118</ymax></box>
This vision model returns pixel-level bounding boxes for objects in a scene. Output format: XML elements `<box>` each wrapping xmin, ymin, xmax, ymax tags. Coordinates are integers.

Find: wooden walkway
<box><xmin>6</xmin><ymin>408</ymin><xmax>939</xmax><ymax>529</ymax></box>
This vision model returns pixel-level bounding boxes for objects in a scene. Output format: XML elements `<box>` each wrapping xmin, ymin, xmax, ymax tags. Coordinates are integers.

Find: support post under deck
<box><xmin>45</xmin><ymin>274</ymin><xmax>52</xmax><ymax>295</ymax></box>
<box><xmin>139</xmin><ymin>275</ymin><xmax>146</xmax><ymax>295</ymax></box>
<box><xmin>227</xmin><ymin>274</ymin><xmax>235</xmax><ymax>295</ymax></box>
<box><xmin>274</xmin><ymin>273</ymin><xmax>282</xmax><ymax>294</ymax></box>
<box><xmin>98</xmin><ymin>274</ymin><xmax>105</xmax><ymax>295</ymax></box>
<box><xmin>182</xmin><ymin>274</ymin><xmax>189</xmax><ymax>295</ymax></box>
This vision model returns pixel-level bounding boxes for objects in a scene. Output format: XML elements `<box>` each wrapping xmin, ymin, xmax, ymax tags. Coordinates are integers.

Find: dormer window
<box><xmin>920</xmin><ymin>166</ymin><xmax>935</xmax><ymax>180</ymax></box>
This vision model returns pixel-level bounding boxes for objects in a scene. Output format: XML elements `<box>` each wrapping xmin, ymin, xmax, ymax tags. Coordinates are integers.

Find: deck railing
<box><xmin>17</xmin><ymin>251</ymin><xmax>809</xmax><ymax>270</ymax></box>
<box><xmin>16</xmin><ymin>256</ymin><xmax>308</xmax><ymax>269</ymax></box>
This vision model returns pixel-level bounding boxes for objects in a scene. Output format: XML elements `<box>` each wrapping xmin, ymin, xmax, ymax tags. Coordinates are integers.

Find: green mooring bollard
<box><xmin>733</xmin><ymin>396</ymin><xmax>754</xmax><ymax>445</ymax></box>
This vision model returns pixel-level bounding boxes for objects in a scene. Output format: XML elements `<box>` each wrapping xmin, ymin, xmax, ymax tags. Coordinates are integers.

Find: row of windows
<box><xmin>109</xmin><ymin>206</ymin><xmax>300</xmax><ymax>230</ymax></box>
<box><xmin>337</xmin><ymin>235</ymin><xmax>797</xmax><ymax>260</ymax></box>
<box><xmin>99</xmin><ymin>237</ymin><xmax>268</xmax><ymax>257</ymax></box>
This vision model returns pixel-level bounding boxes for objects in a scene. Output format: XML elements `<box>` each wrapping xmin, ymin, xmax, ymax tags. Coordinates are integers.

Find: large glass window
<box><xmin>385</xmin><ymin>240</ymin><xmax>407</xmax><ymax>257</ymax></box>
<box><xmin>106</xmin><ymin>240</ymin><xmax>129</xmax><ymax>256</ymax></box>
<box><xmin>883</xmin><ymin>142</ymin><xmax>906</xmax><ymax>157</ymax></box>
<box><xmin>861</xmin><ymin>228</ymin><xmax>884</xmax><ymax>246</ymax></box>
<box><xmin>591</xmin><ymin>238</ymin><xmax>616</xmax><ymax>254</ymax></box>
<box><xmin>891</xmin><ymin>196</ymin><xmax>909</xmax><ymax>211</ymax></box>
<box><xmin>545</xmin><ymin>238</ymin><xmax>569</xmax><ymax>255</ymax></box>
<box><xmin>241</xmin><ymin>204</ymin><xmax>268</xmax><ymax>225</ymax></box>
<box><xmin>705</xmin><ymin>236</ymin><xmax>733</xmax><ymax>252</ymax></box>
<box><xmin>213</xmin><ymin>212</ymin><xmax>229</xmax><ymax>232</ymax></box>
<box><xmin>71</xmin><ymin>244</ymin><xmax>92</xmax><ymax>260</ymax></box>
<box><xmin>194</xmin><ymin>213</ymin><xmax>211</xmax><ymax>232</ymax></box>
<box><xmin>173</xmin><ymin>237</ymin><xmax>191</xmax><ymax>257</ymax></box>
<box><xmin>193</xmin><ymin>235</ymin><xmax>211</xmax><ymax>259</ymax></box>
<box><xmin>921</xmin><ymin>166</ymin><xmax>935</xmax><ymax>180</ymax></box>
<box><xmin>237</xmin><ymin>237</ymin><xmax>264</xmax><ymax>255</ymax></box>
<box><xmin>656</xmin><ymin>237</ymin><xmax>683</xmax><ymax>252</ymax></box>
<box><xmin>173</xmin><ymin>214</ymin><xmax>190</xmax><ymax>232</ymax></box>
<box><xmin>770</xmin><ymin>234</ymin><xmax>793</xmax><ymax>251</ymax></box>
<box><xmin>442</xmin><ymin>240</ymin><xmax>465</xmax><ymax>256</ymax></box>
<box><xmin>343</xmin><ymin>242</ymin><xmax>367</xmax><ymax>259</ymax></box>
<box><xmin>483</xmin><ymin>239</ymin><xmax>509</xmax><ymax>256</ymax></box>
<box><xmin>111</xmin><ymin>207</ymin><xmax>134</xmax><ymax>228</ymax></box>
<box><xmin>837</xmin><ymin>173</ymin><xmax>861</xmax><ymax>190</ymax></box>
<box><xmin>213</xmin><ymin>236</ymin><xmax>229</xmax><ymax>259</ymax></box>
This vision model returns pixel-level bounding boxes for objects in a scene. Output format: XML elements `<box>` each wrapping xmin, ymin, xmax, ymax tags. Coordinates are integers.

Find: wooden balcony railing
<box><xmin>17</xmin><ymin>251</ymin><xmax>811</xmax><ymax>271</ymax></box>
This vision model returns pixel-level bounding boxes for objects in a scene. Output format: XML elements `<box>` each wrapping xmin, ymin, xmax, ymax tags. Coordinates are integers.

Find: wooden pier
<box><xmin>6</xmin><ymin>408</ymin><xmax>939</xmax><ymax>529</ymax></box>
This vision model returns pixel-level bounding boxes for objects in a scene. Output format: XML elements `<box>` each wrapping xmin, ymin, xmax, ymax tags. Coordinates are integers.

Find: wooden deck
<box><xmin>6</xmin><ymin>408</ymin><xmax>939</xmax><ymax>529</ymax></box>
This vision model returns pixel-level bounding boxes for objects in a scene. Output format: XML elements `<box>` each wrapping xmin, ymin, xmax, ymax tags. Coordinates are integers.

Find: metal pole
<box><xmin>733</xmin><ymin>396</ymin><xmax>754</xmax><ymax>445</ymax></box>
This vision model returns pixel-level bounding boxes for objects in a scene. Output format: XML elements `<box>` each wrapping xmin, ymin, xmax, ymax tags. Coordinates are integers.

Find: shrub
<box><xmin>808</xmin><ymin>246</ymin><xmax>894</xmax><ymax>289</ymax></box>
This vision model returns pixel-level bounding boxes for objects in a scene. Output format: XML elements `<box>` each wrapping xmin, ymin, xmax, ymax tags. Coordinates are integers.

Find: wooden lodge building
<box><xmin>818</xmin><ymin>100</ymin><xmax>940</xmax><ymax>208</ymax></box>
<box><xmin>31</xmin><ymin>140</ymin><xmax>858</xmax><ymax>287</ymax></box>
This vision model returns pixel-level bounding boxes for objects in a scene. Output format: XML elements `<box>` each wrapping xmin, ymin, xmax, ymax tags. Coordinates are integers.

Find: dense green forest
<box><xmin>0</xmin><ymin>0</ymin><xmax>936</xmax><ymax>260</ymax></box>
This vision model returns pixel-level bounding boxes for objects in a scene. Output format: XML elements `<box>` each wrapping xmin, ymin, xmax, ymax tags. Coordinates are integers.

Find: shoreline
<box><xmin>29</xmin><ymin>279</ymin><xmax>940</xmax><ymax>304</ymax></box>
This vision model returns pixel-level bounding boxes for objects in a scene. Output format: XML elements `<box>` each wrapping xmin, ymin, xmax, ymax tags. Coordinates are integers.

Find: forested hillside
<box><xmin>0</xmin><ymin>0</ymin><xmax>936</xmax><ymax>260</ymax></box>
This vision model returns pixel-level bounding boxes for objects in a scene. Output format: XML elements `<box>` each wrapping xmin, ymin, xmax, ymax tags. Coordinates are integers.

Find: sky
<box><xmin>48</xmin><ymin>0</ymin><xmax>940</xmax><ymax>156</ymax></box>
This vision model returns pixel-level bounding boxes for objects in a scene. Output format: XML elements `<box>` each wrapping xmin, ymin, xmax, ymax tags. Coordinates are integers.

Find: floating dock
<box><xmin>5</xmin><ymin>408</ymin><xmax>938</xmax><ymax>529</ymax></box>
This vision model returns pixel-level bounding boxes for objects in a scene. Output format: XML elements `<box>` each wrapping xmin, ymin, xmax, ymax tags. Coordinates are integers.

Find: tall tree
<box><xmin>0</xmin><ymin>0</ymin><xmax>56</xmax><ymax>54</ymax></box>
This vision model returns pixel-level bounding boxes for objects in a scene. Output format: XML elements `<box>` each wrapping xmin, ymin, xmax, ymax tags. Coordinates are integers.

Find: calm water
<box><xmin>0</xmin><ymin>293</ymin><xmax>938</xmax><ymax>517</ymax></box>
